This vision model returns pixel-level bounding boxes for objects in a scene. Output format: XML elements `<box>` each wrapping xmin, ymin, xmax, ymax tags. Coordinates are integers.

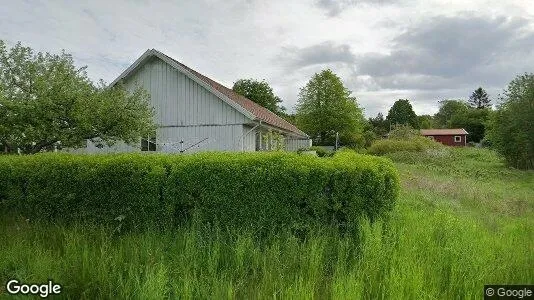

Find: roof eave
<box><xmin>254</xmin><ymin>121</ymin><xmax>309</xmax><ymax>138</ymax></box>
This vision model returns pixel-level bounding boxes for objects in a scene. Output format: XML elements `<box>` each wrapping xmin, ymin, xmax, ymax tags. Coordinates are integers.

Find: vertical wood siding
<box><xmin>82</xmin><ymin>57</ymin><xmax>255</xmax><ymax>153</ymax></box>
<box><xmin>158</xmin><ymin>125</ymin><xmax>254</xmax><ymax>153</ymax></box>
<box><xmin>285</xmin><ymin>138</ymin><xmax>312</xmax><ymax>151</ymax></box>
<box><xmin>123</xmin><ymin>57</ymin><xmax>250</xmax><ymax>127</ymax></box>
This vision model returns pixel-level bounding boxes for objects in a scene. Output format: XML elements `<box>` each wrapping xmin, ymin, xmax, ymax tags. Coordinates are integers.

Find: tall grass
<box><xmin>1</xmin><ymin>201</ymin><xmax>531</xmax><ymax>298</ymax></box>
<box><xmin>1</xmin><ymin>147</ymin><xmax>532</xmax><ymax>299</ymax></box>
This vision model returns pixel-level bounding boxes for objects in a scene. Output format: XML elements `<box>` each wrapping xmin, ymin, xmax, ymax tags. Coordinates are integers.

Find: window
<box><xmin>454</xmin><ymin>136</ymin><xmax>461</xmax><ymax>142</ymax></box>
<box><xmin>141</xmin><ymin>133</ymin><xmax>156</xmax><ymax>151</ymax></box>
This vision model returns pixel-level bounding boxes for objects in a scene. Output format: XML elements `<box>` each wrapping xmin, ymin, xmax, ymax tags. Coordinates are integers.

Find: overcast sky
<box><xmin>1</xmin><ymin>0</ymin><xmax>533</xmax><ymax>117</ymax></box>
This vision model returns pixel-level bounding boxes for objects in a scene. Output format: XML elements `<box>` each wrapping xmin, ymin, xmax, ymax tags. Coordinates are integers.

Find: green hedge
<box><xmin>0</xmin><ymin>152</ymin><xmax>399</xmax><ymax>231</ymax></box>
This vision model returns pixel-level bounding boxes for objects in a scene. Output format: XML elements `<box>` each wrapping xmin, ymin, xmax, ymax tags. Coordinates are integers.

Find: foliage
<box><xmin>261</xmin><ymin>130</ymin><xmax>285</xmax><ymax>151</ymax></box>
<box><xmin>434</xmin><ymin>99</ymin><xmax>490</xmax><ymax>143</ymax></box>
<box><xmin>386</xmin><ymin>99</ymin><xmax>418</xmax><ymax>128</ymax></box>
<box><xmin>232</xmin><ymin>78</ymin><xmax>286</xmax><ymax>116</ymax></box>
<box><xmin>368</xmin><ymin>138</ymin><xmax>443</xmax><ymax>156</ymax></box>
<box><xmin>486</xmin><ymin>73</ymin><xmax>534</xmax><ymax>169</ymax></box>
<box><xmin>434</xmin><ymin>99</ymin><xmax>469</xmax><ymax>128</ymax></box>
<box><xmin>368</xmin><ymin>112</ymin><xmax>389</xmax><ymax>136</ymax></box>
<box><xmin>282</xmin><ymin>113</ymin><xmax>296</xmax><ymax>124</ymax></box>
<box><xmin>385</xmin><ymin>147</ymin><xmax>522</xmax><ymax>179</ymax></box>
<box><xmin>0</xmin><ymin>152</ymin><xmax>399</xmax><ymax>232</ymax></box>
<box><xmin>417</xmin><ymin>114</ymin><xmax>434</xmax><ymax>129</ymax></box>
<box><xmin>296</xmin><ymin>69</ymin><xmax>365</xmax><ymax>146</ymax></box>
<box><xmin>386</xmin><ymin>124</ymin><xmax>420</xmax><ymax>140</ymax></box>
<box><xmin>449</xmin><ymin>108</ymin><xmax>491</xmax><ymax>143</ymax></box>
<box><xmin>468</xmin><ymin>87</ymin><xmax>491</xmax><ymax>109</ymax></box>
<box><xmin>0</xmin><ymin>41</ymin><xmax>155</xmax><ymax>154</ymax></box>
<box><xmin>1</xmin><ymin>147</ymin><xmax>531</xmax><ymax>298</ymax></box>
<box><xmin>308</xmin><ymin>146</ymin><xmax>334</xmax><ymax>157</ymax></box>
<box><xmin>368</xmin><ymin>126</ymin><xmax>443</xmax><ymax>156</ymax></box>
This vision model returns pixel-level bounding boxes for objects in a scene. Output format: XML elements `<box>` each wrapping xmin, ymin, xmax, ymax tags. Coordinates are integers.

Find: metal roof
<box><xmin>421</xmin><ymin>129</ymin><xmax>469</xmax><ymax>135</ymax></box>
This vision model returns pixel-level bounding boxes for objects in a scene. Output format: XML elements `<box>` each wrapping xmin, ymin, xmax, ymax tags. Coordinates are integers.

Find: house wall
<box><xmin>82</xmin><ymin>57</ymin><xmax>254</xmax><ymax>154</ymax></box>
<box><xmin>159</xmin><ymin>124</ymin><xmax>253</xmax><ymax>153</ymax></box>
<box><xmin>124</xmin><ymin>57</ymin><xmax>251</xmax><ymax>126</ymax></box>
<box><xmin>285</xmin><ymin>137</ymin><xmax>312</xmax><ymax>151</ymax></box>
<box><xmin>428</xmin><ymin>135</ymin><xmax>466</xmax><ymax>146</ymax></box>
<box><xmin>242</xmin><ymin>125</ymin><xmax>257</xmax><ymax>152</ymax></box>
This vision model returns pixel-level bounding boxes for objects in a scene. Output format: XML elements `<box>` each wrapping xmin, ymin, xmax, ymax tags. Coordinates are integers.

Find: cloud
<box><xmin>355</xmin><ymin>15</ymin><xmax>534</xmax><ymax>90</ymax></box>
<box><xmin>279</xmin><ymin>41</ymin><xmax>356</xmax><ymax>70</ymax></box>
<box><xmin>315</xmin><ymin>0</ymin><xmax>402</xmax><ymax>17</ymax></box>
<box><xmin>1</xmin><ymin>0</ymin><xmax>533</xmax><ymax>118</ymax></box>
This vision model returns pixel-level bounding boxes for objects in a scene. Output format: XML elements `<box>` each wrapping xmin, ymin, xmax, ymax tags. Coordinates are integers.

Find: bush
<box><xmin>309</xmin><ymin>146</ymin><xmax>335</xmax><ymax>157</ymax></box>
<box><xmin>368</xmin><ymin>136</ymin><xmax>443</xmax><ymax>156</ymax></box>
<box><xmin>0</xmin><ymin>152</ymin><xmax>399</xmax><ymax>232</ymax></box>
<box><xmin>486</xmin><ymin>74</ymin><xmax>534</xmax><ymax>170</ymax></box>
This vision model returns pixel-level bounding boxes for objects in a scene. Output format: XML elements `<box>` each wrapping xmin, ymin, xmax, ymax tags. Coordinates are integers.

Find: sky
<box><xmin>1</xmin><ymin>0</ymin><xmax>533</xmax><ymax>117</ymax></box>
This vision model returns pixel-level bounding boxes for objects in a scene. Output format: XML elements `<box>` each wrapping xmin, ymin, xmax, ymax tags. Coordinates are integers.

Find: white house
<box><xmin>82</xmin><ymin>49</ymin><xmax>311</xmax><ymax>153</ymax></box>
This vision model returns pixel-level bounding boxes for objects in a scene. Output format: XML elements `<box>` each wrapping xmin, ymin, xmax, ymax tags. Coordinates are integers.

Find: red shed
<box><xmin>420</xmin><ymin>129</ymin><xmax>468</xmax><ymax>146</ymax></box>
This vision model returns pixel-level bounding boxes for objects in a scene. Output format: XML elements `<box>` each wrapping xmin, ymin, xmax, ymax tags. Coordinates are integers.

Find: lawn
<box><xmin>0</xmin><ymin>147</ymin><xmax>532</xmax><ymax>299</ymax></box>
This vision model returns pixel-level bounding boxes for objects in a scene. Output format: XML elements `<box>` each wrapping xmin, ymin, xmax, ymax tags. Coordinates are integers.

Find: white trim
<box><xmin>454</xmin><ymin>135</ymin><xmax>462</xmax><ymax>142</ymax></box>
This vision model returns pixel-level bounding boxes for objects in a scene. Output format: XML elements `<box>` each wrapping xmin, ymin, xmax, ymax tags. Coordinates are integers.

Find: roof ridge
<box><xmin>155</xmin><ymin>51</ymin><xmax>307</xmax><ymax>137</ymax></box>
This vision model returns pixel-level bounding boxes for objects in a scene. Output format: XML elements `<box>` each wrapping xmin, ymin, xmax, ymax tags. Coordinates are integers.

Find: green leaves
<box><xmin>232</xmin><ymin>78</ymin><xmax>286</xmax><ymax>116</ymax></box>
<box><xmin>0</xmin><ymin>41</ymin><xmax>155</xmax><ymax>154</ymax></box>
<box><xmin>486</xmin><ymin>73</ymin><xmax>534</xmax><ymax>169</ymax></box>
<box><xmin>295</xmin><ymin>69</ymin><xmax>365</xmax><ymax>146</ymax></box>
<box><xmin>0</xmin><ymin>152</ymin><xmax>399</xmax><ymax>232</ymax></box>
<box><xmin>468</xmin><ymin>87</ymin><xmax>491</xmax><ymax>109</ymax></box>
<box><xmin>386</xmin><ymin>99</ymin><xmax>418</xmax><ymax>128</ymax></box>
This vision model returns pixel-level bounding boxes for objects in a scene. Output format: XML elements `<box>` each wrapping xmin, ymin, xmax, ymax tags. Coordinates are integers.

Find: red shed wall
<box><xmin>428</xmin><ymin>135</ymin><xmax>466</xmax><ymax>146</ymax></box>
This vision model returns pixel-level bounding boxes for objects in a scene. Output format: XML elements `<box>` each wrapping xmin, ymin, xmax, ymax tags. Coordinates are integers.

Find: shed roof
<box><xmin>111</xmin><ymin>49</ymin><xmax>308</xmax><ymax>138</ymax></box>
<box><xmin>421</xmin><ymin>129</ymin><xmax>469</xmax><ymax>136</ymax></box>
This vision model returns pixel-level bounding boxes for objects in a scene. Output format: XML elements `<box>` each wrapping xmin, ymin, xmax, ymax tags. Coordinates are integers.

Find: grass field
<box><xmin>1</xmin><ymin>148</ymin><xmax>532</xmax><ymax>299</ymax></box>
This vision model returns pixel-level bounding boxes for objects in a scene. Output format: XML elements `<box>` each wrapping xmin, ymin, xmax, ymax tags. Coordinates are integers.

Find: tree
<box><xmin>486</xmin><ymin>73</ymin><xmax>534</xmax><ymax>169</ymax></box>
<box><xmin>368</xmin><ymin>112</ymin><xmax>389</xmax><ymax>136</ymax></box>
<box><xmin>449</xmin><ymin>108</ymin><xmax>491</xmax><ymax>143</ymax></box>
<box><xmin>0</xmin><ymin>41</ymin><xmax>155</xmax><ymax>154</ymax></box>
<box><xmin>386</xmin><ymin>99</ymin><xmax>418</xmax><ymax>128</ymax></box>
<box><xmin>417</xmin><ymin>115</ymin><xmax>434</xmax><ymax>129</ymax></box>
<box><xmin>468</xmin><ymin>87</ymin><xmax>491</xmax><ymax>109</ymax></box>
<box><xmin>295</xmin><ymin>69</ymin><xmax>365</xmax><ymax>146</ymax></box>
<box><xmin>232</xmin><ymin>79</ymin><xmax>286</xmax><ymax>116</ymax></box>
<box><xmin>434</xmin><ymin>99</ymin><xmax>469</xmax><ymax>128</ymax></box>
<box><xmin>434</xmin><ymin>99</ymin><xmax>490</xmax><ymax>142</ymax></box>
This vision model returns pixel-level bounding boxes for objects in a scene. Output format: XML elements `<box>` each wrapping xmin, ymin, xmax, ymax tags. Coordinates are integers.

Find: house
<box><xmin>82</xmin><ymin>49</ymin><xmax>311</xmax><ymax>153</ymax></box>
<box><xmin>420</xmin><ymin>129</ymin><xmax>468</xmax><ymax>146</ymax></box>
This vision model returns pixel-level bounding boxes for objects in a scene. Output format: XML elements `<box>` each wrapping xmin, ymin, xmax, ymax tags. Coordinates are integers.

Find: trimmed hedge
<box><xmin>0</xmin><ymin>151</ymin><xmax>399</xmax><ymax>231</ymax></box>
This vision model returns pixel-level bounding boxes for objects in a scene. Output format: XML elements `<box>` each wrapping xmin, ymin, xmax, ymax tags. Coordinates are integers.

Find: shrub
<box><xmin>368</xmin><ymin>136</ymin><xmax>442</xmax><ymax>156</ymax></box>
<box><xmin>0</xmin><ymin>154</ymin><xmax>167</xmax><ymax>230</ymax></box>
<box><xmin>309</xmin><ymin>146</ymin><xmax>334</xmax><ymax>157</ymax></box>
<box><xmin>0</xmin><ymin>152</ymin><xmax>399</xmax><ymax>232</ymax></box>
<box><xmin>486</xmin><ymin>73</ymin><xmax>534</xmax><ymax>170</ymax></box>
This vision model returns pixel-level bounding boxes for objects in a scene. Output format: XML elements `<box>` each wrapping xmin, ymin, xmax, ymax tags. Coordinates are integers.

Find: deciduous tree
<box><xmin>368</xmin><ymin>112</ymin><xmax>389</xmax><ymax>136</ymax></box>
<box><xmin>232</xmin><ymin>78</ymin><xmax>286</xmax><ymax>116</ymax></box>
<box><xmin>449</xmin><ymin>108</ymin><xmax>490</xmax><ymax>143</ymax></box>
<box><xmin>486</xmin><ymin>73</ymin><xmax>534</xmax><ymax>169</ymax></box>
<box><xmin>434</xmin><ymin>100</ymin><xmax>469</xmax><ymax>128</ymax></box>
<box><xmin>295</xmin><ymin>69</ymin><xmax>365</xmax><ymax>146</ymax></box>
<box><xmin>386</xmin><ymin>99</ymin><xmax>418</xmax><ymax>128</ymax></box>
<box><xmin>0</xmin><ymin>41</ymin><xmax>155</xmax><ymax>154</ymax></box>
